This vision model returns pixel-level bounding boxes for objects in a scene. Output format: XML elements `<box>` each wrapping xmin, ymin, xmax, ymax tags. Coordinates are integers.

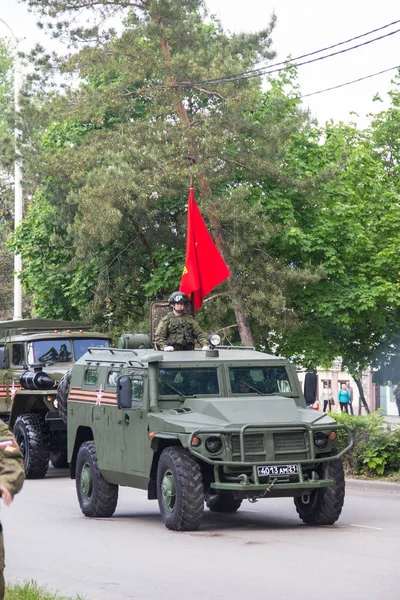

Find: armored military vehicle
<box><xmin>65</xmin><ymin>335</ymin><xmax>353</xmax><ymax>531</ymax></box>
<box><xmin>0</xmin><ymin>319</ymin><xmax>110</xmax><ymax>478</ymax></box>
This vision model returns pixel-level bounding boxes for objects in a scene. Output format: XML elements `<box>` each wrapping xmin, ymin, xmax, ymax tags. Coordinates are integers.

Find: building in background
<box><xmin>297</xmin><ymin>358</ymin><xmax>377</xmax><ymax>415</ymax></box>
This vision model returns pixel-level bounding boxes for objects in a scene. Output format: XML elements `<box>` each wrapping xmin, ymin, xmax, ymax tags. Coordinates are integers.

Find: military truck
<box><xmin>65</xmin><ymin>335</ymin><xmax>353</xmax><ymax>531</ymax></box>
<box><xmin>0</xmin><ymin>319</ymin><xmax>110</xmax><ymax>478</ymax></box>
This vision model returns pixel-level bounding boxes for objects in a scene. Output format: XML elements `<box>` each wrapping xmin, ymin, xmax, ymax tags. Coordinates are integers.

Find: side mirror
<box><xmin>117</xmin><ymin>375</ymin><xmax>132</xmax><ymax>409</ymax></box>
<box><xmin>304</xmin><ymin>372</ymin><xmax>317</xmax><ymax>405</ymax></box>
<box><xmin>0</xmin><ymin>347</ymin><xmax>10</xmax><ymax>370</ymax></box>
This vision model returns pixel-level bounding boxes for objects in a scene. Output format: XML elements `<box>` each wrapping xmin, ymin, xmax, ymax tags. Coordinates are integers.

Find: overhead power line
<box><xmin>198</xmin><ymin>64</ymin><xmax>400</xmax><ymax>121</ymax></box>
<box><xmin>171</xmin><ymin>20</ymin><xmax>400</xmax><ymax>89</ymax></box>
<box><xmin>298</xmin><ymin>64</ymin><xmax>400</xmax><ymax>101</ymax></box>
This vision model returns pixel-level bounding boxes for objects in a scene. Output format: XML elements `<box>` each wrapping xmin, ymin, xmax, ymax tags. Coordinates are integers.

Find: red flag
<box><xmin>180</xmin><ymin>188</ymin><xmax>230</xmax><ymax>311</ymax></box>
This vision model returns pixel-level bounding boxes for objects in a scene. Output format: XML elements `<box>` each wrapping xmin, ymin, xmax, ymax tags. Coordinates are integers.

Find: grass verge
<box><xmin>5</xmin><ymin>581</ymin><xmax>85</xmax><ymax>600</ymax></box>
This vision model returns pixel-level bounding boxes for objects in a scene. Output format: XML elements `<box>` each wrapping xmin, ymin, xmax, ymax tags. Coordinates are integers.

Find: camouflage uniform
<box><xmin>155</xmin><ymin>313</ymin><xmax>208</xmax><ymax>351</ymax></box>
<box><xmin>0</xmin><ymin>421</ymin><xmax>24</xmax><ymax>599</ymax></box>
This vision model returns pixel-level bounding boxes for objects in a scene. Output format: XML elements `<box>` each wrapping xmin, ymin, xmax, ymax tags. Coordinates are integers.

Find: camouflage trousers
<box><xmin>0</xmin><ymin>526</ymin><xmax>4</xmax><ymax>600</ymax></box>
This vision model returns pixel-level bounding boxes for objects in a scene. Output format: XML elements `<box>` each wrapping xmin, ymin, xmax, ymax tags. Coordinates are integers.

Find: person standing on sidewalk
<box><xmin>0</xmin><ymin>420</ymin><xmax>24</xmax><ymax>599</ymax></box>
<box><xmin>321</xmin><ymin>382</ymin><xmax>335</xmax><ymax>412</ymax></box>
<box><xmin>346</xmin><ymin>380</ymin><xmax>354</xmax><ymax>415</ymax></box>
<box><xmin>338</xmin><ymin>383</ymin><xmax>351</xmax><ymax>413</ymax></box>
<box><xmin>391</xmin><ymin>385</ymin><xmax>400</xmax><ymax>416</ymax></box>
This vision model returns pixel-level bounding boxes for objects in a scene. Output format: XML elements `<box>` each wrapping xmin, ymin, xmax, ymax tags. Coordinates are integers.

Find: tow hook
<box><xmin>249</xmin><ymin>478</ymin><xmax>278</xmax><ymax>503</ymax></box>
<box><xmin>265</xmin><ymin>477</ymin><xmax>278</xmax><ymax>493</ymax></box>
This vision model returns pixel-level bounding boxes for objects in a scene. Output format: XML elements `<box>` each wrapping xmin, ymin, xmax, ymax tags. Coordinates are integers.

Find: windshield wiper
<box><xmin>162</xmin><ymin>382</ymin><xmax>186</xmax><ymax>397</ymax></box>
<box><xmin>248</xmin><ymin>385</ymin><xmax>267</xmax><ymax>395</ymax></box>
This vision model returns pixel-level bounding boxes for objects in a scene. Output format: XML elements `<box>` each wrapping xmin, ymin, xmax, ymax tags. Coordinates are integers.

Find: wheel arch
<box><xmin>148</xmin><ymin>437</ymin><xmax>182</xmax><ymax>500</ymax></box>
<box><xmin>10</xmin><ymin>393</ymin><xmax>48</xmax><ymax>428</ymax></box>
<box><xmin>69</xmin><ymin>425</ymin><xmax>94</xmax><ymax>479</ymax></box>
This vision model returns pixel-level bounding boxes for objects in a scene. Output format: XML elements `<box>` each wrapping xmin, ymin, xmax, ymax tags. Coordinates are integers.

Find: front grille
<box><xmin>231</xmin><ymin>433</ymin><xmax>265</xmax><ymax>461</ymax></box>
<box><xmin>274</xmin><ymin>432</ymin><xmax>308</xmax><ymax>460</ymax></box>
<box><xmin>230</xmin><ymin>430</ymin><xmax>309</xmax><ymax>463</ymax></box>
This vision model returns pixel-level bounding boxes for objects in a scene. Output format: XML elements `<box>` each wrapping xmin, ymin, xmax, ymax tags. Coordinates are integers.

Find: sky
<box><xmin>1</xmin><ymin>0</ymin><xmax>399</xmax><ymax>125</ymax></box>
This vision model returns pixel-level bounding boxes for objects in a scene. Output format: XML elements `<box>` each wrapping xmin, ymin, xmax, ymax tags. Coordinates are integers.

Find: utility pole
<box><xmin>0</xmin><ymin>19</ymin><xmax>23</xmax><ymax>320</ymax></box>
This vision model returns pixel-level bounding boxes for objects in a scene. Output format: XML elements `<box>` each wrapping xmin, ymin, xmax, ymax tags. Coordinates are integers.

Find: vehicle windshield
<box><xmin>73</xmin><ymin>338</ymin><xmax>109</xmax><ymax>360</ymax></box>
<box><xmin>28</xmin><ymin>339</ymin><xmax>73</xmax><ymax>364</ymax></box>
<box><xmin>28</xmin><ymin>338</ymin><xmax>109</xmax><ymax>364</ymax></box>
<box><xmin>159</xmin><ymin>368</ymin><xmax>219</xmax><ymax>397</ymax></box>
<box><xmin>229</xmin><ymin>366</ymin><xmax>292</xmax><ymax>395</ymax></box>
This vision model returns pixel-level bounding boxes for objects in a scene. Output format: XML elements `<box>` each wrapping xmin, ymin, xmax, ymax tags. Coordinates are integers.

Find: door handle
<box><xmin>124</xmin><ymin>413</ymin><xmax>130</xmax><ymax>425</ymax></box>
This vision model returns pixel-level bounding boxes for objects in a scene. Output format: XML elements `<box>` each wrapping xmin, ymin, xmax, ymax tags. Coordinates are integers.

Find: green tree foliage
<box><xmin>270</xmin><ymin>80</ymin><xmax>400</xmax><ymax>406</ymax></box>
<box><xmin>10</xmin><ymin>191</ymin><xmax>99</xmax><ymax>319</ymax></box>
<box><xmin>16</xmin><ymin>0</ymin><xmax>314</xmax><ymax>336</ymax></box>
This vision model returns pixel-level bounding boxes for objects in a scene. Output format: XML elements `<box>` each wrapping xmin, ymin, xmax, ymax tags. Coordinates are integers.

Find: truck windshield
<box><xmin>29</xmin><ymin>339</ymin><xmax>73</xmax><ymax>364</ymax></box>
<box><xmin>73</xmin><ymin>338</ymin><xmax>109</xmax><ymax>360</ymax></box>
<box><xmin>159</xmin><ymin>368</ymin><xmax>219</xmax><ymax>396</ymax></box>
<box><xmin>229</xmin><ymin>366</ymin><xmax>292</xmax><ymax>395</ymax></box>
<box><xmin>28</xmin><ymin>338</ymin><xmax>109</xmax><ymax>364</ymax></box>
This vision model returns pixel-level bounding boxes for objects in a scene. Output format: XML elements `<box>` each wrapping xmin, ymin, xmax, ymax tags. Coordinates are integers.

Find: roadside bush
<box><xmin>330</xmin><ymin>411</ymin><xmax>400</xmax><ymax>477</ymax></box>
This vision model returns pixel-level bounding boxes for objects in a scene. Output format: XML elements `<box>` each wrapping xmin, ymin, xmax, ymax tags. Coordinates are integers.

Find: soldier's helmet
<box><xmin>169</xmin><ymin>291</ymin><xmax>189</xmax><ymax>305</ymax></box>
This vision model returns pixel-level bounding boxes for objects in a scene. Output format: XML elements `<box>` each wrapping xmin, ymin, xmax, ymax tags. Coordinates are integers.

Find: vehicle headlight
<box><xmin>313</xmin><ymin>432</ymin><xmax>328</xmax><ymax>449</ymax></box>
<box><xmin>52</xmin><ymin>397</ymin><xmax>58</xmax><ymax>409</ymax></box>
<box><xmin>208</xmin><ymin>334</ymin><xmax>221</xmax><ymax>347</ymax></box>
<box><xmin>205</xmin><ymin>436</ymin><xmax>223</xmax><ymax>454</ymax></box>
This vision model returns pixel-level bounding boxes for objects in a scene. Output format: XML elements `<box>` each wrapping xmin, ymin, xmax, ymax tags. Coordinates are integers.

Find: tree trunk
<box><xmin>353</xmin><ymin>376</ymin><xmax>371</xmax><ymax>415</ymax></box>
<box><xmin>157</xmin><ymin>23</ymin><xmax>254</xmax><ymax>346</ymax></box>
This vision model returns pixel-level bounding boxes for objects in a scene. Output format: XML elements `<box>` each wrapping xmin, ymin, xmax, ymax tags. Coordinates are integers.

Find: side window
<box><xmin>84</xmin><ymin>368</ymin><xmax>98</xmax><ymax>385</ymax></box>
<box><xmin>131</xmin><ymin>378</ymin><xmax>144</xmax><ymax>403</ymax></box>
<box><xmin>107</xmin><ymin>370</ymin><xmax>121</xmax><ymax>387</ymax></box>
<box><xmin>12</xmin><ymin>344</ymin><xmax>24</xmax><ymax>366</ymax></box>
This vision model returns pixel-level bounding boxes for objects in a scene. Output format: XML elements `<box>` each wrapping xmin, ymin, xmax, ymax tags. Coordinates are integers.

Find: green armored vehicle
<box><xmin>0</xmin><ymin>319</ymin><xmax>110</xmax><ymax>478</ymax></box>
<box><xmin>66</xmin><ymin>336</ymin><xmax>353</xmax><ymax>531</ymax></box>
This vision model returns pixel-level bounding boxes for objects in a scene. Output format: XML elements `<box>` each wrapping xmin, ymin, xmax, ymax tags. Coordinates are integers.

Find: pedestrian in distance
<box><xmin>0</xmin><ymin>420</ymin><xmax>24</xmax><ymax>599</ymax></box>
<box><xmin>391</xmin><ymin>385</ymin><xmax>400</xmax><ymax>416</ymax></box>
<box><xmin>346</xmin><ymin>380</ymin><xmax>354</xmax><ymax>415</ymax></box>
<box><xmin>338</xmin><ymin>383</ymin><xmax>351</xmax><ymax>413</ymax></box>
<box><xmin>155</xmin><ymin>291</ymin><xmax>209</xmax><ymax>352</ymax></box>
<box><xmin>321</xmin><ymin>382</ymin><xmax>335</xmax><ymax>412</ymax></box>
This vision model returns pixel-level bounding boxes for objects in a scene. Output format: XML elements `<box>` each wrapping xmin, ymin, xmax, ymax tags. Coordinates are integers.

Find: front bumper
<box><xmin>187</xmin><ymin>421</ymin><xmax>352</xmax><ymax>494</ymax></box>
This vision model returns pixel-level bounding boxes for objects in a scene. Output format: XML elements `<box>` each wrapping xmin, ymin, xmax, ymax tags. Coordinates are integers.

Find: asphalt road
<box><xmin>2</xmin><ymin>469</ymin><xmax>399</xmax><ymax>600</ymax></box>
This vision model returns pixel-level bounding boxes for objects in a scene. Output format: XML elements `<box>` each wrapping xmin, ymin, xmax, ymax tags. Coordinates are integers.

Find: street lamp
<box><xmin>0</xmin><ymin>18</ymin><xmax>23</xmax><ymax>320</ymax></box>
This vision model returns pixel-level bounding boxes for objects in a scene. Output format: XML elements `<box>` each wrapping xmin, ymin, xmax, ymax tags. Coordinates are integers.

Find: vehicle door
<box><xmin>0</xmin><ymin>343</ymin><xmax>25</xmax><ymax>414</ymax></box>
<box><xmin>104</xmin><ymin>368</ymin><xmax>148</xmax><ymax>475</ymax></box>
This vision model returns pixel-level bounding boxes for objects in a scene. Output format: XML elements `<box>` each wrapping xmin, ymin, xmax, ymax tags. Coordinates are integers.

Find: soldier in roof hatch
<box><xmin>155</xmin><ymin>291</ymin><xmax>209</xmax><ymax>352</ymax></box>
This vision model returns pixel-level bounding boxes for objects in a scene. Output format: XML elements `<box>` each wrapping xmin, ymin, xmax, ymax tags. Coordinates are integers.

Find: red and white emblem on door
<box><xmin>95</xmin><ymin>386</ymin><xmax>103</xmax><ymax>405</ymax></box>
<box><xmin>10</xmin><ymin>381</ymin><xmax>16</xmax><ymax>398</ymax></box>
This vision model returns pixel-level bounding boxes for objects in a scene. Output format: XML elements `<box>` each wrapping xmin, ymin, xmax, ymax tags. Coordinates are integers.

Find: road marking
<box><xmin>349</xmin><ymin>524</ymin><xmax>384</xmax><ymax>531</ymax></box>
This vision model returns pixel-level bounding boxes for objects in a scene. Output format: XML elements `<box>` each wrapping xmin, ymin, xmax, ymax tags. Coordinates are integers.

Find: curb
<box><xmin>346</xmin><ymin>478</ymin><xmax>400</xmax><ymax>495</ymax></box>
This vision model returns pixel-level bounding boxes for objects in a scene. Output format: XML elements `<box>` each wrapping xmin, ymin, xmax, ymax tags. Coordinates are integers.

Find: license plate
<box><xmin>257</xmin><ymin>464</ymin><xmax>298</xmax><ymax>476</ymax></box>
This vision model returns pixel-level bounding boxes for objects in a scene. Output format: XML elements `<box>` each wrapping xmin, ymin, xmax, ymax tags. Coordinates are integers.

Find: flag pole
<box><xmin>187</xmin><ymin>176</ymin><xmax>195</xmax><ymax>315</ymax></box>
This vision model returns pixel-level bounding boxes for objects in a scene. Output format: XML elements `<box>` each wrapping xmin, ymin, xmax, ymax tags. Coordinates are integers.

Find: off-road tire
<box><xmin>294</xmin><ymin>459</ymin><xmax>345</xmax><ymax>526</ymax></box>
<box><xmin>57</xmin><ymin>369</ymin><xmax>72</xmax><ymax>424</ymax></box>
<box><xmin>207</xmin><ymin>493</ymin><xmax>242</xmax><ymax>513</ymax></box>
<box><xmin>157</xmin><ymin>446</ymin><xmax>204</xmax><ymax>531</ymax></box>
<box><xmin>76</xmin><ymin>441</ymin><xmax>118</xmax><ymax>518</ymax></box>
<box><xmin>13</xmin><ymin>414</ymin><xmax>50</xmax><ymax>479</ymax></box>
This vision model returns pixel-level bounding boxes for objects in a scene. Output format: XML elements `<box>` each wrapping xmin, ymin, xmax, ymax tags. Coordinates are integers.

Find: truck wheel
<box><xmin>57</xmin><ymin>369</ymin><xmax>72</xmax><ymax>424</ymax></box>
<box><xmin>76</xmin><ymin>441</ymin><xmax>118</xmax><ymax>518</ymax></box>
<box><xmin>13</xmin><ymin>414</ymin><xmax>50</xmax><ymax>479</ymax></box>
<box><xmin>157</xmin><ymin>446</ymin><xmax>204</xmax><ymax>531</ymax></box>
<box><xmin>294</xmin><ymin>459</ymin><xmax>345</xmax><ymax>526</ymax></box>
<box><xmin>206</xmin><ymin>493</ymin><xmax>242</xmax><ymax>513</ymax></box>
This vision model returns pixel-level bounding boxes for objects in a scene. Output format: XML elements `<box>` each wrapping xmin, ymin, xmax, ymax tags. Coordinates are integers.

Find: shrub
<box><xmin>330</xmin><ymin>411</ymin><xmax>400</xmax><ymax>477</ymax></box>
